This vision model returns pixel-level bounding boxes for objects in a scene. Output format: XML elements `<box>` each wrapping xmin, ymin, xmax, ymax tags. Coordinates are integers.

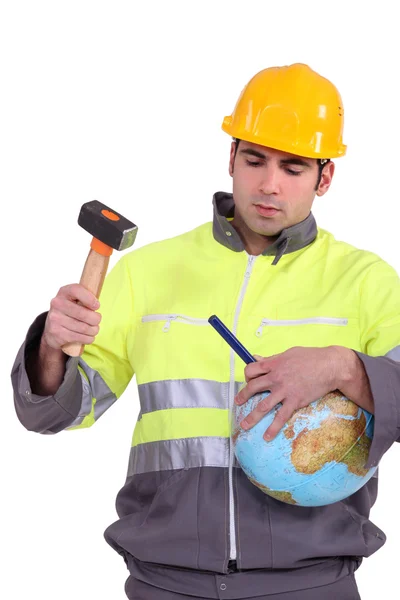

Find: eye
<box><xmin>245</xmin><ymin>159</ymin><xmax>262</xmax><ymax>167</ymax></box>
<box><xmin>285</xmin><ymin>168</ymin><xmax>302</xmax><ymax>176</ymax></box>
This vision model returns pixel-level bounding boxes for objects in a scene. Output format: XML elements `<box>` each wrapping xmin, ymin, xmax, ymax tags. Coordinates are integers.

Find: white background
<box><xmin>1</xmin><ymin>1</ymin><xmax>399</xmax><ymax>598</ymax></box>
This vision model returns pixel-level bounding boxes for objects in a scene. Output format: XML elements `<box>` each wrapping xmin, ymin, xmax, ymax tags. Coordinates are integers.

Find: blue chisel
<box><xmin>208</xmin><ymin>314</ymin><xmax>256</xmax><ymax>365</ymax></box>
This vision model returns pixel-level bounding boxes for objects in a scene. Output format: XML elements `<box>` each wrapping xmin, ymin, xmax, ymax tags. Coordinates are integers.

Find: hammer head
<box><xmin>78</xmin><ymin>200</ymin><xmax>138</xmax><ymax>251</ymax></box>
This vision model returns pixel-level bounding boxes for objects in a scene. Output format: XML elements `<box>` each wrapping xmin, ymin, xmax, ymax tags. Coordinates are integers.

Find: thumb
<box><xmin>253</xmin><ymin>354</ymin><xmax>263</xmax><ymax>361</ymax></box>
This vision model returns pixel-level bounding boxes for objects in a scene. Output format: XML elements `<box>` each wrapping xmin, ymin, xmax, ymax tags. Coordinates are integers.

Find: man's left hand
<box><xmin>234</xmin><ymin>346</ymin><xmax>343</xmax><ymax>441</ymax></box>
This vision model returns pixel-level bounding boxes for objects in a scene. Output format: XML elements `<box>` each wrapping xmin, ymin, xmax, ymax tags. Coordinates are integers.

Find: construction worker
<box><xmin>11</xmin><ymin>63</ymin><xmax>400</xmax><ymax>600</ymax></box>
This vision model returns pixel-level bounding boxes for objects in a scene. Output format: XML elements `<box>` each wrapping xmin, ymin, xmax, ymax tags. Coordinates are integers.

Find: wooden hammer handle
<box><xmin>62</xmin><ymin>248</ymin><xmax>110</xmax><ymax>357</ymax></box>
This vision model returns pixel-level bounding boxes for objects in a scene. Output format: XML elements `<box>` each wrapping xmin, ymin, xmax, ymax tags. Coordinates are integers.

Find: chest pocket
<box><xmin>252</xmin><ymin>315</ymin><xmax>361</xmax><ymax>354</ymax></box>
<box><xmin>142</xmin><ymin>314</ymin><xmax>210</xmax><ymax>331</ymax></box>
<box><xmin>135</xmin><ymin>313</ymin><xmax>229</xmax><ymax>384</ymax></box>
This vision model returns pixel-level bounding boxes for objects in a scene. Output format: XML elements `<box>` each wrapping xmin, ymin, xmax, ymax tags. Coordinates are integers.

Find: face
<box><xmin>229</xmin><ymin>141</ymin><xmax>335</xmax><ymax>242</ymax></box>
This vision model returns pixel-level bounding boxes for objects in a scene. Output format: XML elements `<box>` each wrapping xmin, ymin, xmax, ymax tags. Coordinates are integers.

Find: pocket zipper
<box><xmin>256</xmin><ymin>317</ymin><xmax>349</xmax><ymax>337</ymax></box>
<box><xmin>142</xmin><ymin>313</ymin><xmax>210</xmax><ymax>332</ymax></box>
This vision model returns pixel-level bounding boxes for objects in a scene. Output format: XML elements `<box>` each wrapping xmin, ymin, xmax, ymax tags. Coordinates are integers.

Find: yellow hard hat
<box><xmin>222</xmin><ymin>63</ymin><xmax>346</xmax><ymax>159</ymax></box>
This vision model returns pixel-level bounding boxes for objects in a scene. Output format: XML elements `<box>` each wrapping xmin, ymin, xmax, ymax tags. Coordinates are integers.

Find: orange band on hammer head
<box><xmin>91</xmin><ymin>237</ymin><xmax>113</xmax><ymax>256</ymax></box>
<box><xmin>101</xmin><ymin>209</ymin><xmax>120</xmax><ymax>221</ymax></box>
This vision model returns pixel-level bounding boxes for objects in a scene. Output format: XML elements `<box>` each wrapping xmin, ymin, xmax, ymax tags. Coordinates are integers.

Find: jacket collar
<box><xmin>212</xmin><ymin>191</ymin><xmax>317</xmax><ymax>265</ymax></box>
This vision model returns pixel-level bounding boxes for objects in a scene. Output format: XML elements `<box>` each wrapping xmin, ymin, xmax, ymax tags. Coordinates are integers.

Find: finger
<box><xmin>263</xmin><ymin>401</ymin><xmax>295</xmax><ymax>441</ymax></box>
<box><xmin>55</xmin><ymin>325</ymin><xmax>98</xmax><ymax>347</ymax></box>
<box><xmin>244</xmin><ymin>361</ymin><xmax>269</xmax><ymax>382</ymax></box>
<box><xmin>240</xmin><ymin>393</ymin><xmax>284</xmax><ymax>430</ymax></box>
<box><xmin>235</xmin><ymin>374</ymin><xmax>273</xmax><ymax>405</ymax></box>
<box><xmin>244</xmin><ymin>355</ymin><xmax>278</xmax><ymax>382</ymax></box>
<box><xmin>49</xmin><ymin>312</ymin><xmax>100</xmax><ymax>338</ymax></box>
<box><xmin>50</xmin><ymin>296</ymin><xmax>102</xmax><ymax>326</ymax></box>
<box><xmin>244</xmin><ymin>359</ymin><xmax>270</xmax><ymax>383</ymax></box>
<box><xmin>59</xmin><ymin>284</ymin><xmax>100</xmax><ymax>310</ymax></box>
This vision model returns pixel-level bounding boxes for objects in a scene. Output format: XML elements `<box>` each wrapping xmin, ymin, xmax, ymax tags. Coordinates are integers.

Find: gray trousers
<box><xmin>125</xmin><ymin>574</ymin><xmax>361</xmax><ymax>599</ymax></box>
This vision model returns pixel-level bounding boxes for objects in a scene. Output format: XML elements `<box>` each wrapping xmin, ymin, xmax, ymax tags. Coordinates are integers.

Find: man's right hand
<box><xmin>26</xmin><ymin>284</ymin><xmax>102</xmax><ymax>396</ymax></box>
<box><xmin>42</xmin><ymin>284</ymin><xmax>102</xmax><ymax>351</ymax></box>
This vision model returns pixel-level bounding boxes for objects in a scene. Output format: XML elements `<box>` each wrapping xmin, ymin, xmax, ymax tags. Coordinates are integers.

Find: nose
<box><xmin>258</xmin><ymin>166</ymin><xmax>280</xmax><ymax>195</ymax></box>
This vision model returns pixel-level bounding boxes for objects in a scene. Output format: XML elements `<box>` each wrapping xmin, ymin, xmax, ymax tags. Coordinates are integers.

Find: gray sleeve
<box><xmin>355</xmin><ymin>351</ymin><xmax>400</xmax><ymax>469</ymax></box>
<box><xmin>11</xmin><ymin>312</ymin><xmax>83</xmax><ymax>434</ymax></box>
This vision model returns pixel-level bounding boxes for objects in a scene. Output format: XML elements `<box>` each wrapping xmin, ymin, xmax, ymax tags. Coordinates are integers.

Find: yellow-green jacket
<box><xmin>12</xmin><ymin>192</ymin><xmax>400</xmax><ymax>598</ymax></box>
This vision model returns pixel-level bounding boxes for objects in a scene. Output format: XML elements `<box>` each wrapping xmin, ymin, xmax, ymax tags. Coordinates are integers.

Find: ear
<box><xmin>316</xmin><ymin>161</ymin><xmax>335</xmax><ymax>197</ymax></box>
<box><xmin>229</xmin><ymin>141</ymin><xmax>236</xmax><ymax>177</ymax></box>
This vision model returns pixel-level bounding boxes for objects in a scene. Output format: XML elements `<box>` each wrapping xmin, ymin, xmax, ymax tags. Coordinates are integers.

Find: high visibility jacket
<box><xmin>12</xmin><ymin>192</ymin><xmax>400</xmax><ymax>598</ymax></box>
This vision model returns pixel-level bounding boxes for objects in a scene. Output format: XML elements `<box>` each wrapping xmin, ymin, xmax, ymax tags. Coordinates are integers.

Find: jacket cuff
<box><xmin>11</xmin><ymin>312</ymin><xmax>83</xmax><ymax>433</ymax></box>
<box><xmin>354</xmin><ymin>351</ymin><xmax>400</xmax><ymax>468</ymax></box>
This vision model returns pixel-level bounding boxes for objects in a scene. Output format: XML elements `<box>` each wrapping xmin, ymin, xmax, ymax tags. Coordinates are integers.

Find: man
<box><xmin>11</xmin><ymin>63</ymin><xmax>400</xmax><ymax>599</ymax></box>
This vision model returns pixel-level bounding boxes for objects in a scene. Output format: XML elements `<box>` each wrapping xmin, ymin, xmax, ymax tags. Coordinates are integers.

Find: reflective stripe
<box><xmin>386</xmin><ymin>346</ymin><xmax>400</xmax><ymax>361</ymax></box>
<box><xmin>68</xmin><ymin>359</ymin><xmax>117</xmax><ymax>428</ymax></box>
<box><xmin>138</xmin><ymin>379</ymin><xmax>242</xmax><ymax>414</ymax></box>
<box><xmin>128</xmin><ymin>379</ymin><xmax>244</xmax><ymax>474</ymax></box>
<box><xmin>127</xmin><ymin>437</ymin><xmax>231</xmax><ymax>475</ymax></box>
<box><xmin>68</xmin><ymin>414</ymin><xmax>87</xmax><ymax>428</ymax></box>
<box><xmin>132</xmin><ymin>407</ymin><xmax>230</xmax><ymax>445</ymax></box>
<box><xmin>78</xmin><ymin>370</ymin><xmax>93</xmax><ymax>416</ymax></box>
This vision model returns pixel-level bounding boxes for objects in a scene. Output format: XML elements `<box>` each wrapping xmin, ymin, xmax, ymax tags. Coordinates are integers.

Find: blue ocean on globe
<box><xmin>232</xmin><ymin>389</ymin><xmax>377</xmax><ymax>507</ymax></box>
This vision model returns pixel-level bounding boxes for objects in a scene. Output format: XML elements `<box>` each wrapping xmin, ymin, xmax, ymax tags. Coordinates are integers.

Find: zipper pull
<box><xmin>245</xmin><ymin>255</ymin><xmax>256</xmax><ymax>278</ymax></box>
<box><xmin>256</xmin><ymin>319</ymin><xmax>267</xmax><ymax>337</ymax></box>
<box><xmin>163</xmin><ymin>316</ymin><xmax>176</xmax><ymax>332</ymax></box>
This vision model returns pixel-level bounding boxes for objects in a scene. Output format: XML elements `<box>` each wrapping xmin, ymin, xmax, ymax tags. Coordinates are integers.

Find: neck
<box><xmin>231</xmin><ymin>214</ymin><xmax>279</xmax><ymax>256</ymax></box>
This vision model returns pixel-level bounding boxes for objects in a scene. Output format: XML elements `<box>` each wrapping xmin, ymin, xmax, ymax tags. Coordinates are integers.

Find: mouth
<box><xmin>254</xmin><ymin>204</ymin><xmax>281</xmax><ymax>217</ymax></box>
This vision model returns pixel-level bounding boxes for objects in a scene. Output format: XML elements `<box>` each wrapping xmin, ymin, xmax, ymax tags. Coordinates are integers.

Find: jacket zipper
<box><xmin>256</xmin><ymin>316</ymin><xmax>348</xmax><ymax>336</ymax></box>
<box><xmin>228</xmin><ymin>254</ymin><xmax>256</xmax><ymax>561</ymax></box>
<box><xmin>141</xmin><ymin>314</ymin><xmax>210</xmax><ymax>332</ymax></box>
<box><xmin>141</xmin><ymin>273</ymin><xmax>260</xmax><ymax>563</ymax></box>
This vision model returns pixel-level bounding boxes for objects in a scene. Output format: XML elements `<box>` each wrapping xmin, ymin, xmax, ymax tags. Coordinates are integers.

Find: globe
<box><xmin>232</xmin><ymin>387</ymin><xmax>377</xmax><ymax>506</ymax></box>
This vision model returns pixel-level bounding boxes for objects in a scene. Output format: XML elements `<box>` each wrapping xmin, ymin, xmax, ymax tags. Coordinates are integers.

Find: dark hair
<box><xmin>233</xmin><ymin>138</ymin><xmax>329</xmax><ymax>190</ymax></box>
<box><xmin>316</xmin><ymin>159</ymin><xmax>329</xmax><ymax>190</ymax></box>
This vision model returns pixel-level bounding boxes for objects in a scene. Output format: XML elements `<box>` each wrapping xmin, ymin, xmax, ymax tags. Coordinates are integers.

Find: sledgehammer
<box><xmin>62</xmin><ymin>200</ymin><xmax>138</xmax><ymax>357</ymax></box>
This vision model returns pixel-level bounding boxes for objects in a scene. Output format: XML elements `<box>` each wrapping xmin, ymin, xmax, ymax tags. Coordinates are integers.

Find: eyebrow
<box><xmin>280</xmin><ymin>157</ymin><xmax>312</xmax><ymax>169</ymax></box>
<box><xmin>240</xmin><ymin>148</ymin><xmax>312</xmax><ymax>169</ymax></box>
